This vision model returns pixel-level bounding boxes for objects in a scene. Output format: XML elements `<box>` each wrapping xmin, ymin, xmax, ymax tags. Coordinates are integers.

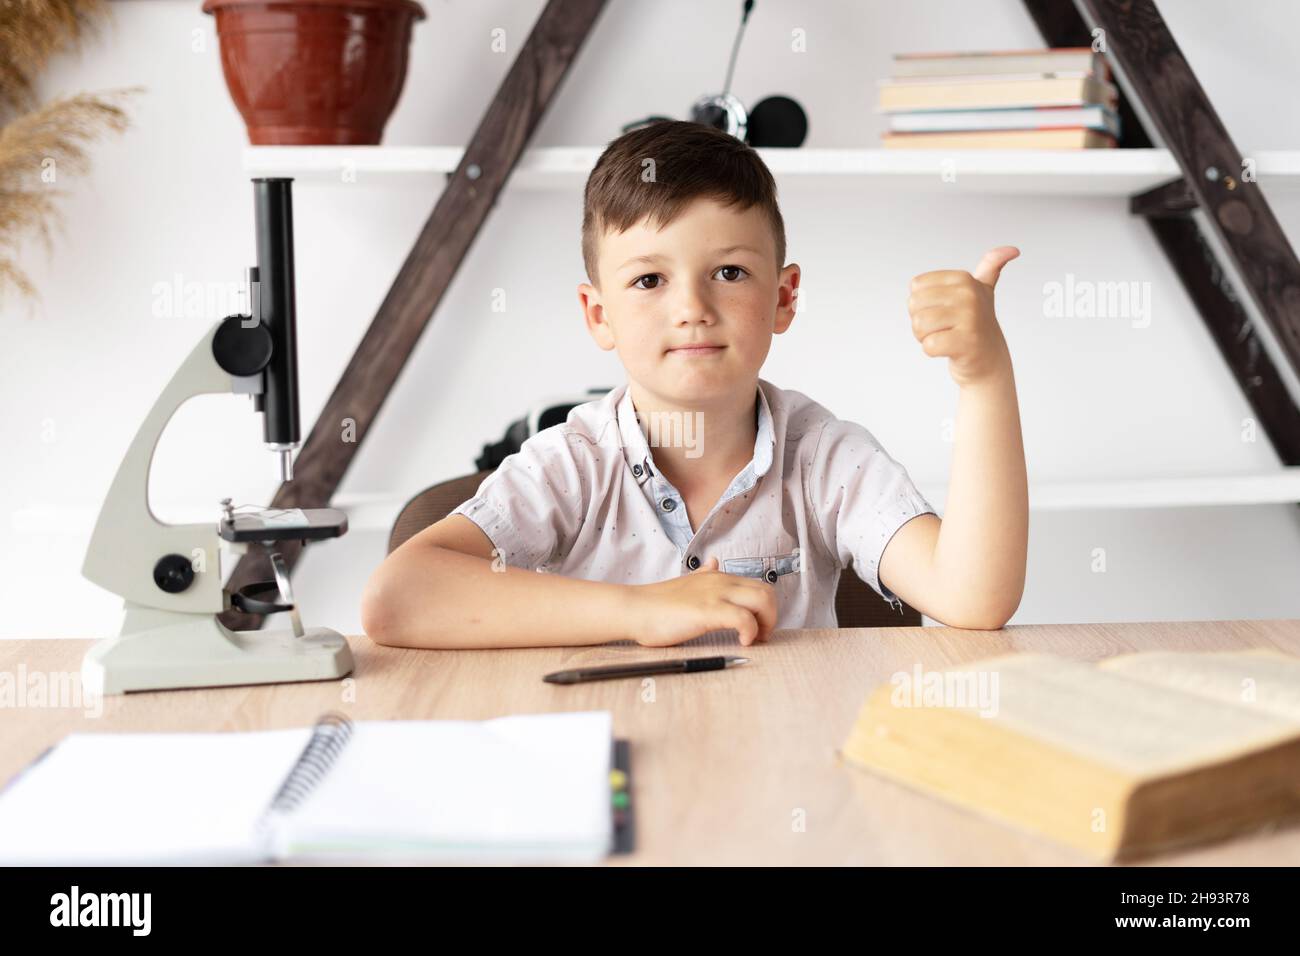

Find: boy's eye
<box><xmin>630</xmin><ymin>265</ymin><xmax>748</xmax><ymax>290</ymax></box>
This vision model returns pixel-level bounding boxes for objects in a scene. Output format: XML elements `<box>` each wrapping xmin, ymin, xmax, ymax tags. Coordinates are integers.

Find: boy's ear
<box><xmin>578</xmin><ymin>281</ymin><xmax>617</xmax><ymax>351</ymax></box>
<box><xmin>774</xmin><ymin>263</ymin><xmax>800</xmax><ymax>335</ymax></box>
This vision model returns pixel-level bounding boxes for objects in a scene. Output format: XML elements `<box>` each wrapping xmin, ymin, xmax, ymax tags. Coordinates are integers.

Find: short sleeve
<box><xmin>805</xmin><ymin>418</ymin><xmax>937</xmax><ymax>605</ymax></box>
<box><xmin>447</xmin><ymin>427</ymin><xmax>589</xmax><ymax>571</ymax></box>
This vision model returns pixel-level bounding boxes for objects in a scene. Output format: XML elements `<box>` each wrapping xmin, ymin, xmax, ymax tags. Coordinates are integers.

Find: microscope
<box><xmin>80</xmin><ymin>178</ymin><xmax>354</xmax><ymax>695</ymax></box>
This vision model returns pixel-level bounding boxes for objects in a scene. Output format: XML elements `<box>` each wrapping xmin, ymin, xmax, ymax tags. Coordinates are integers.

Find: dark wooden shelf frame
<box><xmin>1032</xmin><ymin>0</ymin><xmax>1300</xmax><ymax>464</ymax></box>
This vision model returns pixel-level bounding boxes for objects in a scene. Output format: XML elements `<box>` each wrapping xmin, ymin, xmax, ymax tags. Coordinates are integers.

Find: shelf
<box><xmin>17</xmin><ymin>470</ymin><xmax>1300</xmax><ymax>538</ymax></box>
<box><xmin>917</xmin><ymin>469</ymin><xmax>1300</xmax><ymax>513</ymax></box>
<box><xmin>242</xmin><ymin>146</ymin><xmax>1300</xmax><ymax>196</ymax></box>
<box><xmin>331</xmin><ymin>469</ymin><xmax>1300</xmax><ymax>531</ymax></box>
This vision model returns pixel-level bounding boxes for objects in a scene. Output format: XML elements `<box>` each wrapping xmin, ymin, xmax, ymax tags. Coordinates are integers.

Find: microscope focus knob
<box><xmin>153</xmin><ymin>553</ymin><xmax>195</xmax><ymax>594</ymax></box>
<box><xmin>212</xmin><ymin>315</ymin><xmax>274</xmax><ymax>377</ymax></box>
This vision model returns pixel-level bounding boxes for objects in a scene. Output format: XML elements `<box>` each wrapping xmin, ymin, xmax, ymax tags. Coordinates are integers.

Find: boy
<box><xmin>361</xmin><ymin>121</ymin><xmax>1028</xmax><ymax>649</ymax></box>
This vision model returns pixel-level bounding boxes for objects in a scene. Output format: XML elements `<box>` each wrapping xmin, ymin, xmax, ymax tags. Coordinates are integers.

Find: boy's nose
<box><xmin>671</xmin><ymin>283</ymin><xmax>717</xmax><ymax>325</ymax></box>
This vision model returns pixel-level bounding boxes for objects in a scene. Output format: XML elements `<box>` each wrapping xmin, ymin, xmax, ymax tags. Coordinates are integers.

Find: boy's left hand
<box><xmin>908</xmin><ymin>245</ymin><xmax>1019</xmax><ymax>387</ymax></box>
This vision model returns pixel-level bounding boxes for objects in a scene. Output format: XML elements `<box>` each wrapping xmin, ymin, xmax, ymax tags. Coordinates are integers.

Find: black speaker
<box><xmin>746</xmin><ymin>95</ymin><xmax>808</xmax><ymax>148</ymax></box>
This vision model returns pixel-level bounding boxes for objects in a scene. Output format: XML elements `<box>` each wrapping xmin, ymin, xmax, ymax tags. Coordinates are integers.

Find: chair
<box><xmin>388</xmin><ymin>471</ymin><xmax>922</xmax><ymax>628</ymax></box>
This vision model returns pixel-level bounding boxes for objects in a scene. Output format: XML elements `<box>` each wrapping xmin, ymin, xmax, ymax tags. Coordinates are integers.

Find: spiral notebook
<box><xmin>0</xmin><ymin>710</ymin><xmax>623</xmax><ymax>865</ymax></box>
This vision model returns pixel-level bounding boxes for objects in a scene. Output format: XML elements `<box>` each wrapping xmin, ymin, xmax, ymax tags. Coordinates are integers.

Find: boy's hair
<box><xmin>581</xmin><ymin>120</ymin><xmax>786</xmax><ymax>288</ymax></box>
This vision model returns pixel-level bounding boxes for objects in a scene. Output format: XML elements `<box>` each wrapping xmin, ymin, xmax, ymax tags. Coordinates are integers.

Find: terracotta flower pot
<box><xmin>202</xmin><ymin>0</ymin><xmax>426</xmax><ymax>145</ymax></box>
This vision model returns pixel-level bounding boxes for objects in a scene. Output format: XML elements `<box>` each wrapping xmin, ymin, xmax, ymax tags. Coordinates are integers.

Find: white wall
<box><xmin>3</xmin><ymin>0</ymin><xmax>1299</xmax><ymax>639</ymax></box>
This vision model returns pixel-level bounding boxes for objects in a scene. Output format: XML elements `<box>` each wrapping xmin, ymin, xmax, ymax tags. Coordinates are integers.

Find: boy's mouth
<box><xmin>666</xmin><ymin>344</ymin><xmax>726</xmax><ymax>356</ymax></box>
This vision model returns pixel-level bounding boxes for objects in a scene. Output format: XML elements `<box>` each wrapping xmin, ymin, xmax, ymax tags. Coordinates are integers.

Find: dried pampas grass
<box><xmin>1</xmin><ymin>89</ymin><xmax>138</xmax><ymax>303</ymax></box>
<box><xmin>0</xmin><ymin>0</ymin><xmax>137</xmax><ymax>307</ymax></box>
<box><xmin>0</xmin><ymin>0</ymin><xmax>109</xmax><ymax>112</ymax></box>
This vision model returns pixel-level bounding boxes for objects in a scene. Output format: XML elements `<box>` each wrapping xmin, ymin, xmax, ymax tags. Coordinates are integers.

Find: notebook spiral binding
<box><xmin>259</xmin><ymin>712</ymin><xmax>355</xmax><ymax>827</ymax></box>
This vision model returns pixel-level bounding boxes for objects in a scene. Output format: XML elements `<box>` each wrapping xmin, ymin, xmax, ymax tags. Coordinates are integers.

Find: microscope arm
<box><xmin>81</xmin><ymin>323</ymin><xmax>259</xmax><ymax>613</ymax></box>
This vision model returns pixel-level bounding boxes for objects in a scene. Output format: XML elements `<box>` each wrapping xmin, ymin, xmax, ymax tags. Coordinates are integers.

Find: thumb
<box><xmin>971</xmin><ymin>245</ymin><xmax>1020</xmax><ymax>288</ymax></box>
<box><xmin>692</xmin><ymin>556</ymin><xmax>719</xmax><ymax>572</ymax></box>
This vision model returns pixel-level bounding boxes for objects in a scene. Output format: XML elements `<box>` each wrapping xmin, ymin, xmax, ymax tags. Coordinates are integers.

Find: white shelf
<box><xmin>17</xmin><ymin>470</ymin><xmax>1300</xmax><ymax>537</ymax></box>
<box><xmin>328</xmin><ymin>470</ymin><xmax>1300</xmax><ymax>531</ymax></box>
<box><xmin>916</xmin><ymin>469</ymin><xmax>1300</xmax><ymax>513</ymax></box>
<box><xmin>242</xmin><ymin>146</ymin><xmax>1300</xmax><ymax>196</ymax></box>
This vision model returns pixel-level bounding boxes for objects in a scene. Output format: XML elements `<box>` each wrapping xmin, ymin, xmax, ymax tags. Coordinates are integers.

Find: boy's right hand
<box><xmin>627</xmin><ymin>557</ymin><xmax>778</xmax><ymax>647</ymax></box>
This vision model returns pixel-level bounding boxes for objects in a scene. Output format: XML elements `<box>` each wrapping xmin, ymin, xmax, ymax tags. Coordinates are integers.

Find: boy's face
<box><xmin>578</xmin><ymin>197</ymin><xmax>800</xmax><ymax>408</ymax></box>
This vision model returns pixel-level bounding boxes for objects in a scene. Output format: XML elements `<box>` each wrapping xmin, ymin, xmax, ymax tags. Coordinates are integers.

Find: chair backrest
<box><xmin>389</xmin><ymin>471</ymin><xmax>921</xmax><ymax>629</ymax></box>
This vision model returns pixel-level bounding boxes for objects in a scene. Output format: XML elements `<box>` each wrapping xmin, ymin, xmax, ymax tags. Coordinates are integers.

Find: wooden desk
<box><xmin>3</xmin><ymin>620</ymin><xmax>1299</xmax><ymax>865</ymax></box>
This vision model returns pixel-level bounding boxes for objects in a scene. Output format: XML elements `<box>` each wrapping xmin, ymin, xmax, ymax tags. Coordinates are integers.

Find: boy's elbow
<box><xmin>961</xmin><ymin>610</ymin><xmax>1013</xmax><ymax>631</ymax></box>
<box><xmin>972</xmin><ymin>594</ymin><xmax>1023</xmax><ymax>630</ymax></box>
<box><xmin>932</xmin><ymin>611</ymin><xmax>1003</xmax><ymax>631</ymax></box>
<box><xmin>360</xmin><ymin>563</ymin><xmax>412</xmax><ymax>647</ymax></box>
<box><xmin>933</xmin><ymin>592</ymin><xmax>1022</xmax><ymax>631</ymax></box>
<box><xmin>361</xmin><ymin>556</ymin><xmax>462</xmax><ymax>649</ymax></box>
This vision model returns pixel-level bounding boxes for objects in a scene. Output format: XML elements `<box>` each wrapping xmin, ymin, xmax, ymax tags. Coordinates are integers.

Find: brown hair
<box><xmin>581</xmin><ymin>120</ymin><xmax>786</xmax><ymax>287</ymax></box>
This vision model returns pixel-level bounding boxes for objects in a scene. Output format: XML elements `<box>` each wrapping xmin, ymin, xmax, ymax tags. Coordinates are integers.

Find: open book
<box><xmin>0</xmin><ymin>711</ymin><xmax>619</xmax><ymax>865</ymax></box>
<box><xmin>840</xmin><ymin>649</ymin><xmax>1300</xmax><ymax>861</ymax></box>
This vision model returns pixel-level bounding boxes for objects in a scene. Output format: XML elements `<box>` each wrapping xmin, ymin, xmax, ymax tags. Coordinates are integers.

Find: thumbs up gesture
<box><xmin>907</xmin><ymin>246</ymin><xmax>1019</xmax><ymax>387</ymax></box>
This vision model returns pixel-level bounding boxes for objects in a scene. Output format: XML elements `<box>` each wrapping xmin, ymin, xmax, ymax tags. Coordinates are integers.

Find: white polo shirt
<box><xmin>449</xmin><ymin>378</ymin><xmax>937</xmax><ymax>629</ymax></box>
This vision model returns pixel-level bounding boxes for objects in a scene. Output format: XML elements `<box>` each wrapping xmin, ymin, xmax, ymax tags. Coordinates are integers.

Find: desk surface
<box><xmin>3</xmin><ymin>620</ymin><xmax>1300</xmax><ymax>865</ymax></box>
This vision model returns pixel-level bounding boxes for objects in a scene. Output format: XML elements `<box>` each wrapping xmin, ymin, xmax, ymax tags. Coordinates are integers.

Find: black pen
<box><xmin>543</xmin><ymin>655</ymin><xmax>750</xmax><ymax>685</ymax></box>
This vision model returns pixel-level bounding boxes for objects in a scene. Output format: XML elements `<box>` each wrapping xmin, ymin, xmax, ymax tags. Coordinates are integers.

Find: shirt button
<box><xmin>632</xmin><ymin>463</ymin><xmax>643</xmax><ymax>477</ymax></box>
<box><xmin>765</xmin><ymin>569</ymin><xmax>779</xmax><ymax>584</ymax></box>
<box><xmin>661</xmin><ymin>498</ymin><xmax>676</xmax><ymax>512</ymax></box>
<box><xmin>686</xmin><ymin>554</ymin><xmax>700</xmax><ymax>570</ymax></box>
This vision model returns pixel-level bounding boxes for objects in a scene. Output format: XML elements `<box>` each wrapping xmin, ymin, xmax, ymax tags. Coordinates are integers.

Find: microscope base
<box><xmin>82</xmin><ymin>605</ymin><xmax>354</xmax><ymax>696</ymax></box>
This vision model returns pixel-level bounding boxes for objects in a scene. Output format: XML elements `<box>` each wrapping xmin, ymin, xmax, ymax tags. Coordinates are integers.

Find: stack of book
<box><xmin>878</xmin><ymin>47</ymin><xmax>1121</xmax><ymax>149</ymax></box>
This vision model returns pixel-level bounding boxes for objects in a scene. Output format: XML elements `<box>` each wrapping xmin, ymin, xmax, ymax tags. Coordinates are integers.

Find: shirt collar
<box><xmin>615</xmin><ymin>380</ymin><xmax>775</xmax><ymax>481</ymax></box>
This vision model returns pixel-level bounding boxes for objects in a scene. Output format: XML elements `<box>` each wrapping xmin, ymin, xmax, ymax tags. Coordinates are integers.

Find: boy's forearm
<box><xmin>361</xmin><ymin>545</ymin><xmax>640</xmax><ymax>649</ymax></box>
<box><xmin>931</xmin><ymin>361</ymin><xmax>1029</xmax><ymax>626</ymax></box>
